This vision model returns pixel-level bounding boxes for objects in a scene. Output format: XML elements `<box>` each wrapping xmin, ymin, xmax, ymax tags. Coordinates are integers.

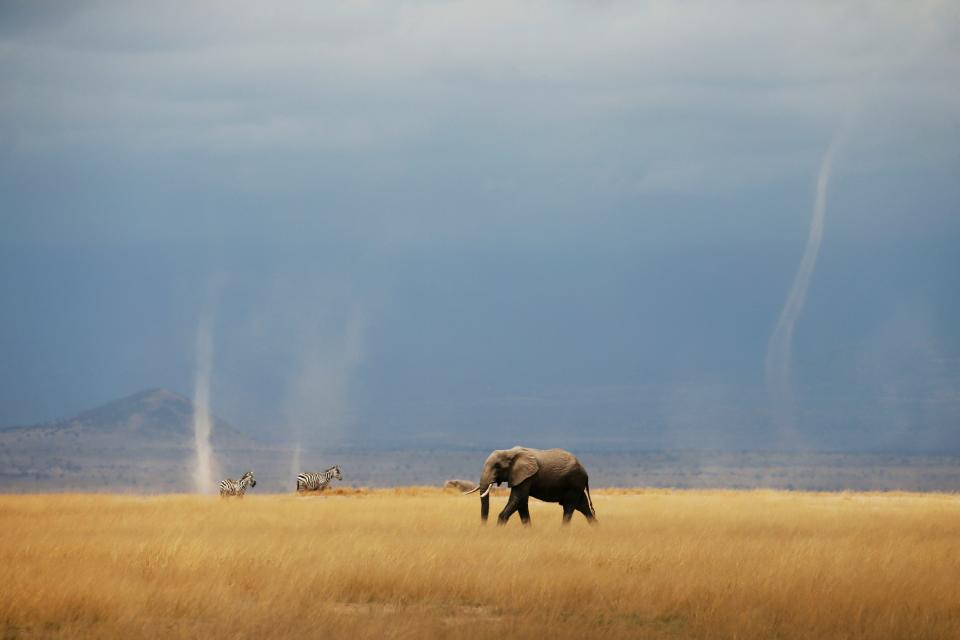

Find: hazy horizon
<box><xmin>2</xmin><ymin>1</ymin><xmax>958</xmax><ymax>455</ymax></box>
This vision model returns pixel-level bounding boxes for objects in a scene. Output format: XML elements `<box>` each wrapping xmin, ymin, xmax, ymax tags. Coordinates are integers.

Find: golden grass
<box><xmin>2</xmin><ymin>488</ymin><xmax>959</xmax><ymax>639</ymax></box>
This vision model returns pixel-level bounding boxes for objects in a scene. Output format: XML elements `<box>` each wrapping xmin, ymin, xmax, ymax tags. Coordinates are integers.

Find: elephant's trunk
<box><xmin>478</xmin><ymin>468</ymin><xmax>495</xmax><ymax>523</ymax></box>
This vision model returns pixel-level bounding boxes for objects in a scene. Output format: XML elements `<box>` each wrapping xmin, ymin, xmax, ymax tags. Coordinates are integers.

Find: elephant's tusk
<box><xmin>462</xmin><ymin>486</ymin><xmax>480</xmax><ymax>496</ymax></box>
<box><xmin>480</xmin><ymin>484</ymin><xmax>493</xmax><ymax>498</ymax></box>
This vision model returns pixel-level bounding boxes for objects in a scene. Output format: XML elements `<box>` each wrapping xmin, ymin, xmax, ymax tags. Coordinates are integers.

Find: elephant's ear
<box><xmin>509</xmin><ymin>451</ymin><xmax>539</xmax><ymax>487</ymax></box>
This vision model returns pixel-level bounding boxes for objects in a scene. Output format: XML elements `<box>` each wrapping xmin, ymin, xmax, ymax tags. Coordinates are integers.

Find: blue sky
<box><xmin>1</xmin><ymin>1</ymin><xmax>958</xmax><ymax>451</ymax></box>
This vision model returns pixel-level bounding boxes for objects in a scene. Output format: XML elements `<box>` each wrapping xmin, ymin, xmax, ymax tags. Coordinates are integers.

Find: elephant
<box><xmin>463</xmin><ymin>447</ymin><xmax>596</xmax><ymax>525</ymax></box>
<box><xmin>444</xmin><ymin>478</ymin><xmax>478</xmax><ymax>492</ymax></box>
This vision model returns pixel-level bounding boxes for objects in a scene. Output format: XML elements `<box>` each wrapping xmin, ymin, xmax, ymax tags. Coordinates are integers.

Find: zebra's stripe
<box><xmin>296</xmin><ymin>466</ymin><xmax>342</xmax><ymax>492</ymax></box>
<box><xmin>219</xmin><ymin>471</ymin><xmax>256</xmax><ymax>497</ymax></box>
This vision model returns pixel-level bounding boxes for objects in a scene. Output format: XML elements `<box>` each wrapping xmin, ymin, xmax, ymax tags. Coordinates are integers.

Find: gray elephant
<box><xmin>463</xmin><ymin>446</ymin><xmax>596</xmax><ymax>525</ymax></box>
<box><xmin>444</xmin><ymin>478</ymin><xmax>478</xmax><ymax>492</ymax></box>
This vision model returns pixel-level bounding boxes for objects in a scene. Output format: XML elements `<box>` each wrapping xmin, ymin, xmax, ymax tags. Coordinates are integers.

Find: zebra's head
<box><xmin>333</xmin><ymin>465</ymin><xmax>342</xmax><ymax>481</ymax></box>
<box><xmin>242</xmin><ymin>471</ymin><xmax>256</xmax><ymax>488</ymax></box>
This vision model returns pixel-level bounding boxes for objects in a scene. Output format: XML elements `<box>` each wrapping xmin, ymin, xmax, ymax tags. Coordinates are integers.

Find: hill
<box><xmin>3</xmin><ymin>390</ymin><xmax>960</xmax><ymax>494</ymax></box>
<box><xmin>0</xmin><ymin>388</ymin><xmax>259</xmax><ymax>492</ymax></box>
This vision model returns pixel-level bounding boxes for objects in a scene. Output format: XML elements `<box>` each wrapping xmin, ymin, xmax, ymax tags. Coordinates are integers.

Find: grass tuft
<box><xmin>1</xmin><ymin>489</ymin><xmax>958</xmax><ymax>639</ymax></box>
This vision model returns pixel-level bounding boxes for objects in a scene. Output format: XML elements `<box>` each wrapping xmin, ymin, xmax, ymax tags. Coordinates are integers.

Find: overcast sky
<box><xmin>1</xmin><ymin>1</ymin><xmax>958</xmax><ymax>452</ymax></box>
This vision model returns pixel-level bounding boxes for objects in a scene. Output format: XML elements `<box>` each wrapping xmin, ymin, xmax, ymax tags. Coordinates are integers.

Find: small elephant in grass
<box><xmin>444</xmin><ymin>479</ymin><xmax>478</xmax><ymax>492</ymax></box>
<box><xmin>463</xmin><ymin>447</ymin><xmax>596</xmax><ymax>525</ymax></box>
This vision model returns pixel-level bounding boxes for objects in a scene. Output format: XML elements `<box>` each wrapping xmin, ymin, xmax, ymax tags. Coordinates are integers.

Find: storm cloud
<box><xmin>1</xmin><ymin>1</ymin><xmax>957</xmax><ymax>452</ymax></box>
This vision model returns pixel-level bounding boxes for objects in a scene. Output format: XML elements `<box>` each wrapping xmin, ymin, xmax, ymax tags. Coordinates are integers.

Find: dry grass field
<box><xmin>2</xmin><ymin>488</ymin><xmax>959</xmax><ymax>639</ymax></box>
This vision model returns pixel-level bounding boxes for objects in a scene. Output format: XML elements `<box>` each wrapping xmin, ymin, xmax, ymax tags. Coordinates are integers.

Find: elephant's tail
<box><xmin>585</xmin><ymin>481</ymin><xmax>596</xmax><ymax>519</ymax></box>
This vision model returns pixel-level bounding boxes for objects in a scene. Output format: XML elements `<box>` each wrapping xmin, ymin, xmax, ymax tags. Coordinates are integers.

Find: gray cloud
<box><xmin>3</xmin><ymin>2</ymin><xmax>955</xmax><ymax>164</ymax></box>
<box><xmin>0</xmin><ymin>1</ymin><xmax>957</xmax><ymax>452</ymax></box>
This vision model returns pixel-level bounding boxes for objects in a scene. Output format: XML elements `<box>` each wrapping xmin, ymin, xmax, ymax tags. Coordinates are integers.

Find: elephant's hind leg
<box><xmin>561</xmin><ymin>490</ymin><xmax>582</xmax><ymax>524</ymax></box>
<box><xmin>575</xmin><ymin>492</ymin><xmax>596</xmax><ymax>523</ymax></box>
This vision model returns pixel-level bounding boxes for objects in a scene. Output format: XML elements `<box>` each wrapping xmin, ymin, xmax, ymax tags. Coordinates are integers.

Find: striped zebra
<box><xmin>296</xmin><ymin>465</ymin><xmax>342</xmax><ymax>493</ymax></box>
<box><xmin>219</xmin><ymin>471</ymin><xmax>256</xmax><ymax>498</ymax></box>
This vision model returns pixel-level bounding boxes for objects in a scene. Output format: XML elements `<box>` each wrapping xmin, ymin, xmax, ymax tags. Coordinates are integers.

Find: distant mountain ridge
<box><xmin>0</xmin><ymin>388</ymin><xmax>262</xmax><ymax>492</ymax></box>
<box><xmin>3</xmin><ymin>390</ymin><xmax>960</xmax><ymax>494</ymax></box>
<box><xmin>0</xmin><ymin>388</ymin><xmax>257</xmax><ymax>450</ymax></box>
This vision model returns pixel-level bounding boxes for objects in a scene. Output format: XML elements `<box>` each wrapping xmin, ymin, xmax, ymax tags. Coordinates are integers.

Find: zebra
<box><xmin>219</xmin><ymin>471</ymin><xmax>256</xmax><ymax>498</ymax></box>
<box><xmin>296</xmin><ymin>465</ymin><xmax>342</xmax><ymax>493</ymax></box>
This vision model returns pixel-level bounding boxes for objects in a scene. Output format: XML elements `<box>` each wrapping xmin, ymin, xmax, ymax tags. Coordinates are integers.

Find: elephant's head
<box><xmin>463</xmin><ymin>447</ymin><xmax>539</xmax><ymax>522</ymax></box>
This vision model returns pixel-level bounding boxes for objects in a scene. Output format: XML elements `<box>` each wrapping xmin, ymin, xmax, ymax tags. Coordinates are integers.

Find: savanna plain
<box><xmin>2</xmin><ymin>488</ymin><xmax>959</xmax><ymax>639</ymax></box>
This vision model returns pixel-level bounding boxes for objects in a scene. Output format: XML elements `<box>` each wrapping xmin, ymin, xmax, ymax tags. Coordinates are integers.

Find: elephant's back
<box><xmin>536</xmin><ymin>449</ymin><xmax>588</xmax><ymax>485</ymax></box>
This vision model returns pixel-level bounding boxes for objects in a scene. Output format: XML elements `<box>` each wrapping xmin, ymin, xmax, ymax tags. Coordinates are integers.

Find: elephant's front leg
<box><xmin>517</xmin><ymin>499</ymin><xmax>531</xmax><ymax>525</ymax></box>
<box><xmin>497</xmin><ymin>490</ymin><xmax>523</xmax><ymax>525</ymax></box>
